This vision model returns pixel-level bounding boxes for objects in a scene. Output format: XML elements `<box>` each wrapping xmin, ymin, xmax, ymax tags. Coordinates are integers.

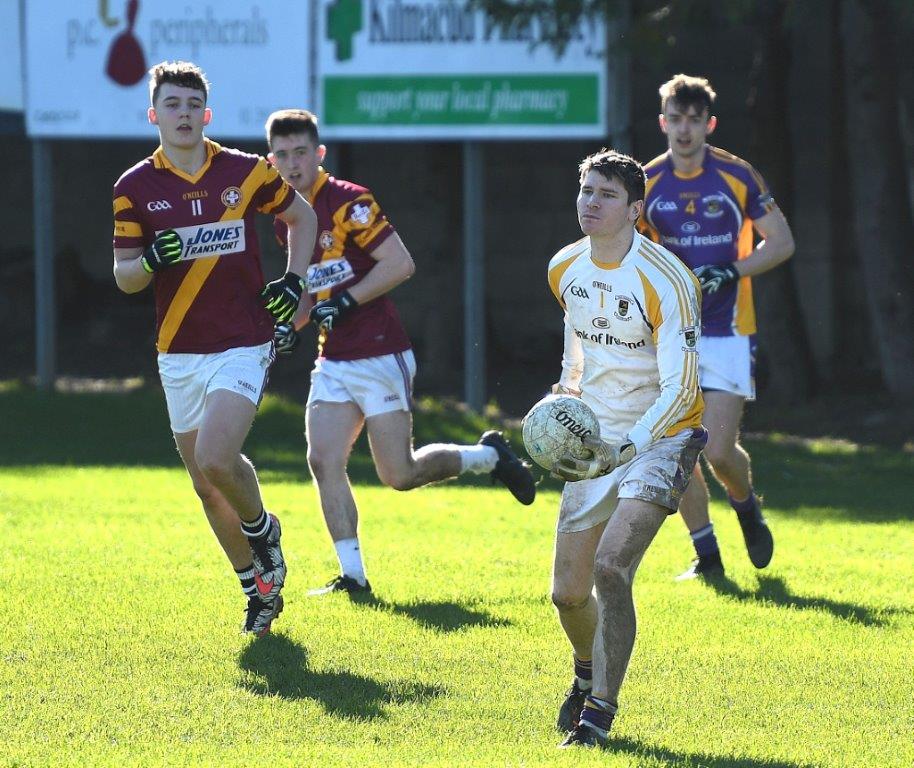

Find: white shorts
<box><xmin>308</xmin><ymin>350</ymin><xmax>416</xmax><ymax>418</ymax></box>
<box><xmin>158</xmin><ymin>341</ymin><xmax>274</xmax><ymax>434</ymax></box>
<box><xmin>698</xmin><ymin>334</ymin><xmax>756</xmax><ymax>400</ymax></box>
<box><xmin>557</xmin><ymin>427</ymin><xmax>707</xmax><ymax>534</ymax></box>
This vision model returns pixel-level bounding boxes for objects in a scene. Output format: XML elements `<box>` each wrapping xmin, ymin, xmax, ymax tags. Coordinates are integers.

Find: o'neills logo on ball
<box><xmin>553</xmin><ymin>410</ymin><xmax>593</xmax><ymax>438</ymax></box>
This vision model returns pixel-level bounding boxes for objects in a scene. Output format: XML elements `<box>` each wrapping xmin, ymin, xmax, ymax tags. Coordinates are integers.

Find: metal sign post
<box><xmin>32</xmin><ymin>138</ymin><xmax>55</xmax><ymax>390</ymax></box>
<box><xmin>462</xmin><ymin>141</ymin><xmax>484</xmax><ymax>412</ymax></box>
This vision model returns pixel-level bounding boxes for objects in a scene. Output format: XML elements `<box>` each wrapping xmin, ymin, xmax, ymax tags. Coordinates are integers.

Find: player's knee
<box><xmin>703</xmin><ymin>443</ymin><xmax>737</xmax><ymax>471</ymax></box>
<box><xmin>593</xmin><ymin>557</ymin><xmax>631</xmax><ymax>594</ymax></box>
<box><xmin>195</xmin><ymin>446</ymin><xmax>234</xmax><ymax>485</ymax></box>
<box><xmin>307</xmin><ymin>446</ymin><xmax>347</xmax><ymax>482</ymax></box>
<box><xmin>376</xmin><ymin>462</ymin><xmax>419</xmax><ymax>491</ymax></box>
<box><xmin>551</xmin><ymin>587</ymin><xmax>591</xmax><ymax>612</ymax></box>
<box><xmin>190</xmin><ymin>480</ymin><xmax>219</xmax><ymax>506</ymax></box>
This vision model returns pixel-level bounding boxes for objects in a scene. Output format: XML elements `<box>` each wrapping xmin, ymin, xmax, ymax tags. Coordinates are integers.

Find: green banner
<box><xmin>324</xmin><ymin>74</ymin><xmax>598</xmax><ymax>126</ymax></box>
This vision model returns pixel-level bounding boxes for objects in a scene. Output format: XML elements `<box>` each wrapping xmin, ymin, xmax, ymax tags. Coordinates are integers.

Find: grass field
<box><xmin>1</xmin><ymin>384</ymin><xmax>912</xmax><ymax>767</ymax></box>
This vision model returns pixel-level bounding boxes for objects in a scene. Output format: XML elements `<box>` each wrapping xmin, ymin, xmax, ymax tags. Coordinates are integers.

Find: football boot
<box><xmin>479</xmin><ymin>430</ymin><xmax>536</xmax><ymax>505</ymax></box>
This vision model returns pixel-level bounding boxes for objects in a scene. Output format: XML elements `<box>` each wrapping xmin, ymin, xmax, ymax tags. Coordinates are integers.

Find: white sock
<box><xmin>458</xmin><ymin>445</ymin><xmax>499</xmax><ymax>474</ymax></box>
<box><xmin>334</xmin><ymin>538</ymin><xmax>366</xmax><ymax>585</ymax></box>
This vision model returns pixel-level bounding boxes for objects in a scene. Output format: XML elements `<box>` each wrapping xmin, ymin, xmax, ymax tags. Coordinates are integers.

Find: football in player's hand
<box><xmin>521</xmin><ymin>394</ymin><xmax>600</xmax><ymax>470</ymax></box>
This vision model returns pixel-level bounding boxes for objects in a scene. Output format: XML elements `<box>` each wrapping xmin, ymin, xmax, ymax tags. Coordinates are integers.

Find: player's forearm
<box><xmin>736</xmin><ymin>235</ymin><xmax>795</xmax><ymax>278</ymax></box>
<box><xmin>283</xmin><ymin>203</ymin><xmax>318</xmax><ymax>278</ymax></box>
<box><xmin>291</xmin><ymin>295</ymin><xmax>314</xmax><ymax>332</ymax></box>
<box><xmin>559</xmin><ymin>314</ymin><xmax>584</xmax><ymax>390</ymax></box>
<box><xmin>347</xmin><ymin>251</ymin><xmax>415</xmax><ymax>305</ymax></box>
<box><xmin>113</xmin><ymin>255</ymin><xmax>153</xmax><ymax>294</ymax></box>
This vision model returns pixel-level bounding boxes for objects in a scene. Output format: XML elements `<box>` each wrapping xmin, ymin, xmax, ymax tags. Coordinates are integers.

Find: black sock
<box><xmin>580</xmin><ymin>695</ymin><xmax>616</xmax><ymax>734</ymax></box>
<box><xmin>241</xmin><ymin>508</ymin><xmax>271</xmax><ymax>539</ymax></box>
<box><xmin>574</xmin><ymin>656</ymin><xmax>593</xmax><ymax>690</ymax></box>
<box><xmin>235</xmin><ymin>564</ymin><xmax>256</xmax><ymax>598</ymax></box>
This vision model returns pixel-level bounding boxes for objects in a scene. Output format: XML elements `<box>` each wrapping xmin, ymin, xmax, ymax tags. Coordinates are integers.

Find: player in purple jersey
<box><xmin>639</xmin><ymin>75</ymin><xmax>795</xmax><ymax>580</ymax></box>
<box><xmin>265</xmin><ymin>109</ymin><xmax>535</xmax><ymax>595</ymax></box>
<box><xmin>112</xmin><ymin>62</ymin><xmax>318</xmax><ymax>636</ymax></box>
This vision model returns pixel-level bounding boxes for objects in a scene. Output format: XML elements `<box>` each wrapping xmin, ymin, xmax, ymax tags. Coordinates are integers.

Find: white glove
<box><xmin>552</xmin><ymin>435</ymin><xmax>637</xmax><ymax>482</ymax></box>
<box><xmin>550</xmin><ymin>382</ymin><xmax>582</xmax><ymax>397</ymax></box>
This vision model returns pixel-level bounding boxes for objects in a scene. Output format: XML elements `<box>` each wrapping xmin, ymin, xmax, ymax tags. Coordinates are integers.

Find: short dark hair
<box><xmin>265</xmin><ymin>109</ymin><xmax>321</xmax><ymax>148</ymax></box>
<box><xmin>579</xmin><ymin>148</ymin><xmax>645</xmax><ymax>204</ymax></box>
<box><xmin>658</xmin><ymin>73</ymin><xmax>716</xmax><ymax>115</ymax></box>
<box><xmin>148</xmin><ymin>61</ymin><xmax>209</xmax><ymax>105</ymax></box>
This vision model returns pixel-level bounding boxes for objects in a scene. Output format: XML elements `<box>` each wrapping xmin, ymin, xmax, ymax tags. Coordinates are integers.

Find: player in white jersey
<box><xmin>546</xmin><ymin>149</ymin><xmax>707</xmax><ymax>749</ymax></box>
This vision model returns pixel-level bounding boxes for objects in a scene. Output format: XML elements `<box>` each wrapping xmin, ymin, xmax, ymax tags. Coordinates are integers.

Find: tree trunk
<box><xmin>746</xmin><ymin>0</ymin><xmax>816</xmax><ymax>403</ymax></box>
<box><xmin>841</xmin><ymin>0</ymin><xmax>914</xmax><ymax>397</ymax></box>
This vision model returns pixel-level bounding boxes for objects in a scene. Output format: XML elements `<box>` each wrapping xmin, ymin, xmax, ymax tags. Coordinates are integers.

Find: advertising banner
<box><xmin>0</xmin><ymin>0</ymin><xmax>23</xmax><ymax>113</ymax></box>
<box><xmin>318</xmin><ymin>0</ymin><xmax>608</xmax><ymax>139</ymax></box>
<box><xmin>24</xmin><ymin>0</ymin><xmax>311</xmax><ymax>138</ymax></box>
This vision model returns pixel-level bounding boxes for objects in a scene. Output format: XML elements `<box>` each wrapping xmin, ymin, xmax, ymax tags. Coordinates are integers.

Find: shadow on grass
<box><xmin>348</xmin><ymin>593</ymin><xmax>511</xmax><ymax>632</ymax></box>
<box><xmin>706</xmin><ymin>574</ymin><xmax>907</xmax><ymax>626</ymax></box>
<box><xmin>609</xmin><ymin>735</ymin><xmax>812</xmax><ymax>768</ymax></box>
<box><xmin>238</xmin><ymin>633</ymin><xmax>444</xmax><ymax>717</ymax></box>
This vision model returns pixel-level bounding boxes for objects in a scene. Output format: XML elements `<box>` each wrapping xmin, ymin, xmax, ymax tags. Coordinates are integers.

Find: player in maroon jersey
<box><xmin>112</xmin><ymin>62</ymin><xmax>318</xmax><ymax>636</ymax></box>
<box><xmin>265</xmin><ymin>109</ymin><xmax>535</xmax><ymax>595</ymax></box>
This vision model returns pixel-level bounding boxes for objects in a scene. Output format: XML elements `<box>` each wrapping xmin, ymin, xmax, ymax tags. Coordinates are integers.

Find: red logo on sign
<box><xmin>105</xmin><ymin>0</ymin><xmax>147</xmax><ymax>87</ymax></box>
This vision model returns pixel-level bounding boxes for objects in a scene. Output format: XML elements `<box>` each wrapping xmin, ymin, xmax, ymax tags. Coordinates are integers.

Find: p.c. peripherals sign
<box><xmin>318</xmin><ymin>0</ymin><xmax>609</xmax><ymax>139</ymax></box>
<box><xmin>24</xmin><ymin>0</ymin><xmax>311</xmax><ymax>138</ymax></box>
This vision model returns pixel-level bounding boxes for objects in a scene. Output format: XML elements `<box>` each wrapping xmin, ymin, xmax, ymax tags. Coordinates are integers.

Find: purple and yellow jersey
<box><xmin>275</xmin><ymin>169</ymin><xmax>411</xmax><ymax>361</ymax></box>
<box><xmin>113</xmin><ymin>139</ymin><xmax>295</xmax><ymax>353</ymax></box>
<box><xmin>638</xmin><ymin>146</ymin><xmax>776</xmax><ymax>337</ymax></box>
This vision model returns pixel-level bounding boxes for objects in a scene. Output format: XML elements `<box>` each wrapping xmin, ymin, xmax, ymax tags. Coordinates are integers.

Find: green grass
<box><xmin>0</xmin><ymin>385</ymin><xmax>912</xmax><ymax>767</ymax></box>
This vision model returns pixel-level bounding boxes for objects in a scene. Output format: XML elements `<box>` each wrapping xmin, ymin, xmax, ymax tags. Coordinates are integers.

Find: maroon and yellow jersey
<box><xmin>113</xmin><ymin>139</ymin><xmax>295</xmax><ymax>353</ymax></box>
<box><xmin>275</xmin><ymin>169</ymin><xmax>411</xmax><ymax>361</ymax></box>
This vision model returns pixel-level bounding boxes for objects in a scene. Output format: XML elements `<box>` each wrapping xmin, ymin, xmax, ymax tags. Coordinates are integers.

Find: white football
<box><xmin>521</xmin><ymin>394</ymin><xmax>600</xmax><ymax>470</ymax></box>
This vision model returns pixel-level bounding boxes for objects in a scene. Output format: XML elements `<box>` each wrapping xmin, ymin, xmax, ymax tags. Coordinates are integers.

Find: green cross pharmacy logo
<box><xmin>327</xmin><ymin>0</ymin><xmax>363</xmax><ymax>61</ymax></box>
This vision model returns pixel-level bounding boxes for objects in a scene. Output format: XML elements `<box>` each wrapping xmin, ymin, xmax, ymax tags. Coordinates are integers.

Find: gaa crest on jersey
<box><xmin>319</xmin><ymin>230</ymin><xmax>335</xmax><ymax>251</ymax></box>
<box><xmin>349</xmin><ymin>202</ymin><xmax>372</xmax><ymax>226</ymax></box>
<box><xmin>614</xmin><ymin>296</ymin><xmax>632</xmax><ymax>321</ymax></box>
<box><xmin>221</xmin><ymin>186</ymin><xmax>243</xmax><ymax>209</ymax></box>
<box><xmin>702</xmin><ymin>195</ymin><xmax>725</xmax><ymax>218</ymax></box>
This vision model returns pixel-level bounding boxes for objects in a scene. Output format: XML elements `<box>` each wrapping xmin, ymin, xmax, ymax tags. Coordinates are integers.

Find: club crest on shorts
<box><xmin>221</xmin><ymin>186</ymin><xmax>243</xmax><ymax>209</ymax></box>
<box><xmin>319</xmin><ymin>230</ymin><xmax>335</xmax><ymax>251</ymax></box>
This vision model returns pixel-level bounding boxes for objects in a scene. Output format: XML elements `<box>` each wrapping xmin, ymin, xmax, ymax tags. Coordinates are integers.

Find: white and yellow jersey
<box><xmin>548</xmin><ymin>230</ymin><xmax>704</xmax><ymax>453</ymax></box>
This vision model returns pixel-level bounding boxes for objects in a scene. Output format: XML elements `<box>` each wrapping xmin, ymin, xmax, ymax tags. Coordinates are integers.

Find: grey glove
<box><xmin>553</xmin><ymin>435</ymin><xmax>637</xmax><ymax>482</ymax></box>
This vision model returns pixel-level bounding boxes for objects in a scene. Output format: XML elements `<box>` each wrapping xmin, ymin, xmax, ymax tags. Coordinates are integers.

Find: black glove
<box><xmin>309</xmin><ymin>290</ymin><xmax>357</xmax><ymax>331</ymax></box>
<box><xmin>140</xmin><ymin>229</ymin><xmax>183</xmax><ymax>274</ymax></box>
<box><xmin>261</xmin><ymin>271</ymin><xmax>305</xmax><ymax>323</ymax></box>
<box><xmin>273</xmin><ymin>323</ymin><xmax>300</xmax><ymax>356</ymax></box>
<box><xmin>693</xmin><ymin>263</ymin><xmax>740</xmax><ymax>294</ymax></box>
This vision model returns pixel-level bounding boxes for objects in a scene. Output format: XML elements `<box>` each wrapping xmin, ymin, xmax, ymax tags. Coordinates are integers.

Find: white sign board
<box><xmin>0</xmin><ymin>0</ymin><xmax>23</xmax><ymax>112</ymax></box>
<box><xmin>318</xmin><ymin>0</ymin><xmax>608</xmax><ymax>139</ymax></box>
<box><xmin>25</xmin><ymin>0</ymin><xmax>311</xmax><ymax>138</ymax></box>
